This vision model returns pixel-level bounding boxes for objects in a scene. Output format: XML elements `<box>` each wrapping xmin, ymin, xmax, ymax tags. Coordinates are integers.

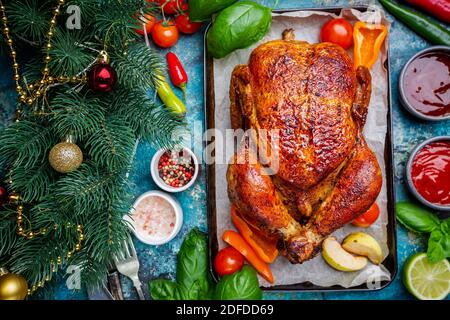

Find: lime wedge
<box><xmin>403</xmin><ymin>253</ymin><xmax>450</xmax><ymax>300</ymax></box>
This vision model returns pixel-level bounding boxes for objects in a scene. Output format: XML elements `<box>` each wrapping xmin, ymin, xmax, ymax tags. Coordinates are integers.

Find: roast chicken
<box><xmin>227</xmin><ymin>30</ymin><xmax>382</xmax><ymax>264</ymax></box>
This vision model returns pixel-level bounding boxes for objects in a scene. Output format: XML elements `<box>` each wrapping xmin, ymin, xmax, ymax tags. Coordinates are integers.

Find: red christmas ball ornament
<box><xmin>88</xmin><ymin>51</ymin><xmax>117</xmax><ymax>92</ymax></box>
<box><xmin>0</xmin><ymin>186</ymin><xmax>8</xmax><ymax>206</ymax></box>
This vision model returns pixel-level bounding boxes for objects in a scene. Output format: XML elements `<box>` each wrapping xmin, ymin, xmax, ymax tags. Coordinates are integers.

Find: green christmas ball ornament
<box><xmin>49</xmin><ymin>140</ymin><xmax>83</xmax><ymax>173</ymax></box>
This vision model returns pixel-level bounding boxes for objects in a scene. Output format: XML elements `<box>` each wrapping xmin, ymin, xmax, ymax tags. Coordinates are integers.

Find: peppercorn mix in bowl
<box><xmin>150</xmin><ymin>147</ymin><xmax>199</xmax><ymax>193</ymax></box>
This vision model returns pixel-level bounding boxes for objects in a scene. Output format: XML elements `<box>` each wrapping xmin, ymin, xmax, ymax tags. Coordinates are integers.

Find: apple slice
<box><xmin>322</xmin><ymin>236</ymin><xmax>368</xmax><ymax>272</ymax></box>
<box><xmin>342</xmin><ymin>232</ymin><xmax>383</xmax><ymax>265</ymax></box>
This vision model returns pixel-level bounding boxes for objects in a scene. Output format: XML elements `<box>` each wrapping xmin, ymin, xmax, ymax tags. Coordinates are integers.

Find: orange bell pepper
<box><xmin>231</xmin><ymin>205</ymin><xmax>278</xmax><ymax>263</ymax></box>
<box><xmin>353</xmin><ymin>21</ymin><xmax>388</xmax><ymax>69</ymax></box>
<box><xmin>222</xmin><ymin>230</ymin><xmax>274</xmax><ymax>283</ymax></box>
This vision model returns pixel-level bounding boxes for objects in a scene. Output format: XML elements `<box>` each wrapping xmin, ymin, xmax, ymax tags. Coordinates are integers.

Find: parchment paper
<box><xmin>213</xmin><ymin>7</ymin><xmax>391</xmax><ymax>288</ymax></box>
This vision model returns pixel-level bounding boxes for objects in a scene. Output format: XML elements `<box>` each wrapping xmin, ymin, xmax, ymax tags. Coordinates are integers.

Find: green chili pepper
<box><xmin>379</xmin><ymin>0</ymin><xmax>450</xmax><ymax>46</ymax></box>
<box><xmin>156</xmin><ymin>74</ymin><xmax>186</xmax><ymax>116</ymax></box>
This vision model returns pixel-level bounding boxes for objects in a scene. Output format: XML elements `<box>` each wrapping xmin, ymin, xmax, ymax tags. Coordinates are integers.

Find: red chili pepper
<box><xmin>167</xmin><ymin>52</ymin><xmax>188</xmax><ymax>99</ymax></box>
<box><xmin>405</xmin><ymin>0</ymin><xmax>450</xmax><ymax>24</ymax></box>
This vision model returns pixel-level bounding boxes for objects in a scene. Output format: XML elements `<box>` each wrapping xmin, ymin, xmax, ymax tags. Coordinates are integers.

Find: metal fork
<box><xmin>113</xmin><ymin>236</ymin><xmax>145</xmax><ymax>300</ymax></box>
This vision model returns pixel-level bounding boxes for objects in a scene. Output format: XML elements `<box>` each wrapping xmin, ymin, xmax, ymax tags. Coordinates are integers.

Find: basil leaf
<box><xmin>176</xmin><ymin>228</ymin><xmax>213</xmax><ymax>299</ymax></box>
<box><xmin>149</xmin><ymin>279</ymin><xmax>178</xmax><ymax>300</ymax></box>
<box><xmin>439</xmin><ymin>220</ymin><xmax>450</xmax><ymax>257</ymax></box>
<box><xmin>396</xmin><ymin>202</ymin><xmax>440</xmax><ymax>233</ymax></box>
<box><xmin>214</xmin><ymin>265</ymin><xmax>263</xmax><ymax>300</ymax></box>
<box><xmin>441</xmin><ymin>218</ymin><xmax>450</xmax><ymax>234</ymax></box>
<box><xmin>188</xmin><ymin>0</ymin><xmax>238</xmax><ymax>22</ymax></box>
<box><xmin>427</xmin><ymin>230</ymin><xmax>446</xmax><ymax>263</ymax></box>
<box><xmin>427</xmin><ymin>219</ymin><xmax>450</xmax><ymax>263</ymax></box>
<box><xmin>149</xmin><ymin>229</ymin><xmax>214</xmax><ymax>300</ymax></box>
<box><xmin>207</xmin><ymin>1</ymin><xmax>272</xmax><ymax>59</ymax></box>
<box><xmin>163</xmin><ymin>281</ymin><xmax>197</xmax><ymax>300</ymax></box>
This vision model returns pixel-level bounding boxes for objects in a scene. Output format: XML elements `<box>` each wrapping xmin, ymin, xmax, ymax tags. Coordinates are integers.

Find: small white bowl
<box><xmin>124</xmin><ymin>190</ymin><xmax>183</xmax><ymax>245</ymax></box>
<box><xmin>150</xmin><ymin>147</ymin><xmax>199</xmax><ymax>193</ymax></box>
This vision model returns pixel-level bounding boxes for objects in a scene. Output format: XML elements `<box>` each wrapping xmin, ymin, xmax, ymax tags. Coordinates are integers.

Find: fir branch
<box><xmin>71</xmin><ymin>219</ymin><xmax>130</xmax><ymax>288</ymax></box>
<box><xmin>0</xmin><ymin>0</ymin><xmax>184</xmax><ymax>293</ymax></box>
<box><xmin>28</xmin><ymin>200</ymin><xmax>70</xmax><ymax>230</ymax></box>
<box><xmin>110</xmin><ymin>87</ymin><xmax>185</xmax><ymax>148</ymax></box>
<box><xmin>57</xmin><ymin>173</ymin><xmax>132</xmax><ymax>288</ymax></box>
<box><xmin>85</xmin><ymin>116</ymin><xmax>136</xmax><ymax>172</ymax></box>
<box><xmin>48</xmin><ymin>28</ymin><xmax>94</xmax><ymax>75</ymax></box>
<box><xmin>50</xmin><ymin>89</ymin><xmax>104</xmax><ymax>141</ymax></box>
<box><xmin>9</xmin><ymin>161</ymin><xmax>55</xmax><ymax>202</ymax></box>
<box><xmin>7</xmin><ymin>0</ymin><xmax>52</xmax><ymax>44</ymax></box>
<box><xmin>52</xmin><ymin>163</ymin><xmax>129</xmax><ymax>217</ymax></box>
<box><xmin>70</xmin><ymin>250</ymin><xmax>110</xmax><ymax>288</ymax></box>
<box><xmin>0</xmin><ymin>119</ymin><xmax>56</xmax><ymax>170</ymax></box>
<box><xmin>9</xmin><ymin>229</ymin><xmax>77</xmax><ymax>285</ymax></box>
<box><xmin>21</xmin><ymin>55</ymin><xmax>44</xmax><ymax>84</ymax></box>
<box><xmin>93</xmin><ymin>0</ymin><xmax>146</xmax><ymax>50</ymax></box>
<box><xmin>0</xmin><ymin>209</ymin><xmax>18</xmax><ymax>257</ymax></box>
<box><xmin>82</xmin><ymin>201</ymin><xmax>130</xmax><ymax>262</ymax></box>
<box><xmin>113</xmin><ymin>42</ymin><xmax>163</xmax><ymax>90</ymax></box>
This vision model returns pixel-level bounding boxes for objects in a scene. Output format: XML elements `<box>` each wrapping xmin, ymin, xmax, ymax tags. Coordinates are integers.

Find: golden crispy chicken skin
<box><xmin>227</xmin><ymin>32</ymin><xmax>382</xmax><ymax>264</ymax></box>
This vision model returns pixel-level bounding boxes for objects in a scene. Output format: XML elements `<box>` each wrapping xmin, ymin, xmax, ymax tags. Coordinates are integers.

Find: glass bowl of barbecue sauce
<box><xmin>399</xmin><ymin>46</ymin><xmax>450</xmax><ymax>121</ymax></box>
<box><xmin>406</xmin><ymin>136</ymin><xmax>450</xmax><ymax>211</ymax></box>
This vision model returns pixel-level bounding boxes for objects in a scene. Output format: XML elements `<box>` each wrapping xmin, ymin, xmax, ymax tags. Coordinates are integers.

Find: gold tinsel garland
<box><xmin>0</xmin><ymin>0</ymin><xmax>86</xmax><ymax>110</ymax></box>
<box><xmin>11</xmin><ymin>193</ymin><xmax>84</xmax><ymax>295</ymax></box>
<box><xmin>0</xmin><ymin>0</ymin><xmax>86</xmax><ymax>297</ymax></box>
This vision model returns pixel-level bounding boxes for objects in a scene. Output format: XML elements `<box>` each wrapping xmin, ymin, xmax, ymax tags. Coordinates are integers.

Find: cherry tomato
<box><xmin>214</xmin><ymin>246</ymin><xmax>244</xmax><ymax>277</ymax></box>
<box><xmin>133</xmin><ymin>13</ymin><xmax>157</xmax><ymax>36</ymax></box>
<box><xmin>158</xmin><ymin>0</ymin><xmax>184</xmax><ymax>15</ymax></box>
<box><xmin>180</xmin><ymin>2</ymin><xmax>189</xmax><ymax>12</ymax></box>
<box><xmin>320</xmin><ymin>18</ymin><xmax>353</xmax><ymax>49</ymax></box>
<box><xmin>352</xmin><ymin>203</ymin><xmax>380</xmax><ymax>228</ymax></box>
<box><xmin>175</xmin><ymin>13</ymin><xmax>202</xmax><ymax>34</ymax></box>
<box><xmin>152</xmin><ymin>20</ymin><xmax>179</xmax><ymax>48</ymax></box>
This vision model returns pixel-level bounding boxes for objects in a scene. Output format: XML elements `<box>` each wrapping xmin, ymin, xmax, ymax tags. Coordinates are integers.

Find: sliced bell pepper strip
<box><xmin>231</xmin><ymin>205</ymin><xmax>278</xmax><ymax>264</ymax></box>
<box><xmin>353</xmin><ymin>22</ymin><xmax>388</xmax><ymax>69</ymax></box>
<box><xmin>222</xmin><ymin>230</ymin><xmax>274</xmax><ymax>283</ymax></box>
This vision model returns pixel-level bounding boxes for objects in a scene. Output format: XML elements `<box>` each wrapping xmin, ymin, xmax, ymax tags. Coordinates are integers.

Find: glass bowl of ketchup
<box><xmin>406</xmin><ymin>136</ymin><xmax>450</xmax><ymax>211</ymax></box>
<box><xmin>399</xmin><ymin>46</ymin><xmax>450</xmax><ymax>121</ymax></box>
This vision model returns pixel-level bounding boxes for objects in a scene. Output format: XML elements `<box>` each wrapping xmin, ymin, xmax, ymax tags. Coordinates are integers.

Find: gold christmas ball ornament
<box><xmin>0</xmin><ymin>269</ymin><xmax>28</xmax><ymax>300</ymax></box>
<box><xmin>49</xmin><ymin>141</ymin><xmax>83</xmax><ymax>173</ymax></box>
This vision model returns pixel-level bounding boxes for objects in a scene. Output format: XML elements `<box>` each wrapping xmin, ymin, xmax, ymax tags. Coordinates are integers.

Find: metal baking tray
<box><xmin>204</xmin><ymin>6</ymin><xmax>397</xmax><ymax>292</ymax></box>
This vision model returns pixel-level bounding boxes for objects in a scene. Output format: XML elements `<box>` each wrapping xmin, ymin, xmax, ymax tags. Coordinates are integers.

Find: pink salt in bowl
<box><xmin>124</xmin><ymin>190</ymin><xmax>183</xmax><ymax>245</ymax></box>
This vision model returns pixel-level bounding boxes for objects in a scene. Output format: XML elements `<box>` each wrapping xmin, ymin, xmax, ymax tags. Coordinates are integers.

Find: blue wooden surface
<box><xmin>0</xmin><ymin>0</ymin><xmax>448</xmax><ymax>300</ymax></box>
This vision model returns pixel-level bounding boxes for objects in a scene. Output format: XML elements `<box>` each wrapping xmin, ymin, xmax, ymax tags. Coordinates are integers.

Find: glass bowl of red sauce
<box><xmin>406</xmin><ymin>136</ymin><xmax>450</xmax><ymax>211</ymax></box>
<box><xmin>399</xmin><ymin>46</ymin><xmax>450</xmax><ymax>121</ymax></box>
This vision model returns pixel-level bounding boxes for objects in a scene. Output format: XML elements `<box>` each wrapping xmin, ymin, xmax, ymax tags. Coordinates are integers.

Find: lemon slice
<box><xmin>403</xmin><ymin>253</ymin><xmax>450</xmax><ymax>300</ymax></box>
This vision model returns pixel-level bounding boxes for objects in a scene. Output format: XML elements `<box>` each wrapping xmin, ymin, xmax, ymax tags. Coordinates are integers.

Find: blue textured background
<box><xmin>0</xmin><ymin>0</ymin><xmax>449</xmax><ymax>300</ymax></box>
